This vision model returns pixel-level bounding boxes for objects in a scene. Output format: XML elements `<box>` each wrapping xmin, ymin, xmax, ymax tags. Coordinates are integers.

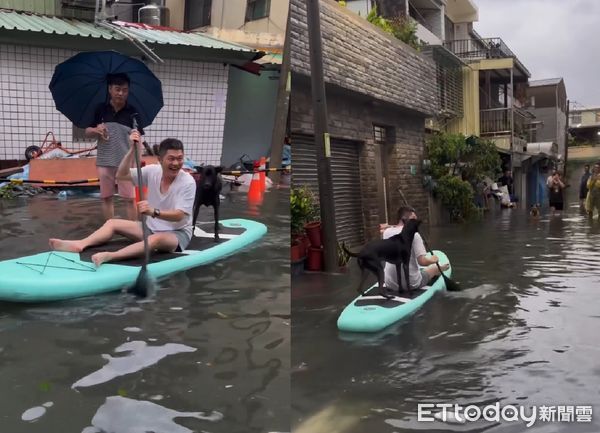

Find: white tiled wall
<box><xmin>0</xmin><ymin>43</ymin><xmax>228</xmax><ymax>165</ymax></box>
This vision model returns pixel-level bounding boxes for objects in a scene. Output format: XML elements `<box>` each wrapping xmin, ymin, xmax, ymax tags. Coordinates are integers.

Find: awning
<box><xmin>525</xmin><ymin>141</ymin><xmax>557</xmax><ymax>155</ymax></box>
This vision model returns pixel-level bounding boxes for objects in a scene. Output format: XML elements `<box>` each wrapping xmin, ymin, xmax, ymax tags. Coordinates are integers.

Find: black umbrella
<box><xmin>49</xmin><ymin>50</ymin><xmax>163</xmax><ymax>128</ymax></box>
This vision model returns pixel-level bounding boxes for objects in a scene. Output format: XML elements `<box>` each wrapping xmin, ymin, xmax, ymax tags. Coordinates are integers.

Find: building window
<box><xmin>245</xmin><ymin>0</ymin><xmax>270</xmax><ymax>22</ymax></box>
<box><xmin>373</xmin><ymin>124</ymin><xmax>395</xmax><ymax>144</ymax></box>
<box><xmin>185</xmin><ymin>0</ymin><xmax>212</xmax><ymax>30</ymax></box>
<box><xmin>570</xmin><ymin>113</ymin><xmax>582</xmax><ymax>124</ymax></box>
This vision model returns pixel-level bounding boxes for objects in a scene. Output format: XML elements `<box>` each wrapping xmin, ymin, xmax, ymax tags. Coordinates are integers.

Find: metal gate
<box><xmin>292</xmin><ymin>134</ymin><xmax>365</xmax><ymax>247</ymax></box>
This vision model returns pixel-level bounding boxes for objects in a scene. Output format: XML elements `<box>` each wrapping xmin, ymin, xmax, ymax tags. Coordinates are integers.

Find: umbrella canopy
<box><xmin>49</xmin><ymin>51</ymin><xmax>163</xmax><ymax>129</ymax></box>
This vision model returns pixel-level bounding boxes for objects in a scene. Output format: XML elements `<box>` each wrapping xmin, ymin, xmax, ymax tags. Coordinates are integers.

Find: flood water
<box><xmin>292</xmin><ymin>172</ymin><xmax>600</xmax><ymax>432</ymax></box>
<box><xmin>0</xmin><ymin>186</ymin><xmax>290</xmax><ymax>433</ymax></box>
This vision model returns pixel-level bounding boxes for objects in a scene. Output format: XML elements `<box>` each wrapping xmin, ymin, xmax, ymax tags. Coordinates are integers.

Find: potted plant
<box><xmin>290</xmin><ymin>185</ymin><xmax>318</xmax><ymax>258</ymax></box>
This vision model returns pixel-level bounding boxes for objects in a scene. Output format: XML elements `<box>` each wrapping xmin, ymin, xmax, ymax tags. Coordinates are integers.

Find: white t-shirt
<box><xmin>130</xmin><ymin>165</ymin><xmax>196</xmax><ymax>236</ymax></box>
<box><xmin>382</xmin><ymin>225</ymin><xmax>427</xmax><ymax>290</ymax></box>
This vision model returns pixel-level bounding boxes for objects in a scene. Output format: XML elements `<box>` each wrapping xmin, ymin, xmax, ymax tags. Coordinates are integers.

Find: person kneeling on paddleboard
<box><xmin>49</xmin><ymin>131</ymin><xmax>196</xmax><ymax>267</ymax></box>
<box><xmin>380</xmin><ymin>206</ymin><xmax>449</xmax><ymax>292</ymax></box>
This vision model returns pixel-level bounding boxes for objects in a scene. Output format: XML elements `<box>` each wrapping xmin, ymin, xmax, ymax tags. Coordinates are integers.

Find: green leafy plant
<box><xmin>290</xmin><ymin>186</ymin><xmax>318</xmax><ymax>236</ymax></box>
<box><xmin>435</xmin><ymin>175</ymin><xmax>476</xmax><ymax>221</ymax></box>
<box><xmin>0</xmin><ymin>184</ymin><xmax>15</xmax><ymax>199</ymax></box>
<box><xmin>427</xmin><ymin>133</ymin><xmax>502</xmax><ymax>221</ymax></box>
<box><xmin>367</xmin><ymin>6</ymin><xmax>420</xmax><ymax>50</ymax></box>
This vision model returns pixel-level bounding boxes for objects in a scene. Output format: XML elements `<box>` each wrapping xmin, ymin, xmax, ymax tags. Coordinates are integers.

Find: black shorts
<box><xmin>549</xmin><ymin>202</ymin><xmax>563</xmax><ymax>210</ymax></box>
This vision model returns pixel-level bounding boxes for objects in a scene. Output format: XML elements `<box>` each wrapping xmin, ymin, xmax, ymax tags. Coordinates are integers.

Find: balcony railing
<box><xmin>444</xmin><ymin>37</ymin><xmax>531</xmax><ymax>77</ymax></box>
<box><xmin>480</xmin><ymin>107</ymin><xmax>533</xmax><ymax>138</ymax></box>
<box><xmin>444</xmin><ymin>38</ymin><xmax>516</xmax><ymax>61</ymax></box>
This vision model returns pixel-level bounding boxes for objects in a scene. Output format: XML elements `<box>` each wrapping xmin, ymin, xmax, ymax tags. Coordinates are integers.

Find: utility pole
<box><xmin>268</xmin><ymin>11</ymin><xmax>291</xmax><ymax>186</ymax></box>
<box><xmin>564</xmin><ymin>99</ymin><xmax>569</xmax><ymax>178</ymax></box>
<box><xmin>306</xmin><ymin>0</ymin><xmax>338</xmax><ymax>272</ymax></box>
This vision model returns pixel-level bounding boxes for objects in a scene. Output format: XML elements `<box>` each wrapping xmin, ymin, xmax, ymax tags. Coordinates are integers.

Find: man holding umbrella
<box><xmin>86</xmin><ymin>73</ymin><xmax>141</xmax><ymax>221</ymax></box>
<box><xmin>49</xmin><ymin>51</ymin><xmax>164</xmax><ymax>221</ymax></box>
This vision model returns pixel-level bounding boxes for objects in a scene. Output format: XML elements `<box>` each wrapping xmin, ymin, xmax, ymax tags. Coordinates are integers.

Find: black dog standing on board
<box><xmin>343</xmin><ymin>219</ymin><xmax>422</xmax><ymax>299</ymax></box>
<box><xmin>192</xmin><ymin>165</ymin><xmax>223</xmax><ymax>242</ymax></box>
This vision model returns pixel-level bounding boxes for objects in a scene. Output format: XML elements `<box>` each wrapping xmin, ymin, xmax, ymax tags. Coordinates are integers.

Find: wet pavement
<box><xmin>292</xmin><ymin>172</ymin><xmax>600</xmax><ymax>432</ymax></box>
<box><xmin>0</xmin><ymin>186</ymin><xmax>290</xmax><ymax>433</ymax></box>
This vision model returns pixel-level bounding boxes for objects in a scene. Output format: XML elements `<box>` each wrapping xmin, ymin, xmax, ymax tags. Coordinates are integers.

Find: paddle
<box><xmin>420</xmin><ymin>235</ymin><xmax>461</xmax><ymax>292</ymax></box>
<box><xmin>129</xmin><ymin>115</ymin><xmax>153</xmax><ymax>297</ymax></box>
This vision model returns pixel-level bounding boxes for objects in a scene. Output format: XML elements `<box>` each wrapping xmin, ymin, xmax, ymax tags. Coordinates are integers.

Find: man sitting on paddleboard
<box><xmin>49</xmin><ymin>131</ymin><xmax>196</xmax><ymax>267</ymax></box>
<box><xmin>380</xmin><ymin>206</ymin><xmax>449</xmax><ymax>292</ymax></box>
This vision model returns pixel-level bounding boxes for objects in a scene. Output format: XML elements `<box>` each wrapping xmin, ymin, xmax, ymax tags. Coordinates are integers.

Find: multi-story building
<box><xmin>521</xmin><ymin>78</ymin><xmax>567</xmax><ymax>206</ymax></box>
<box><xmin>569</xmin><ymin>106</ymin><xmax>600</xmax><ymax>146</ymax></box>
<box><xmin>165</xmin><ymin>0</ymin><xmax>289</xmax><ymax>166</ymax></box>
<box><xmin>526</xmin><ymin>78</ymin><xmax>567</xmax><ymax>158</ymax></box>
<box><xmin>347</xmin><ymin>0</ymin><xmax>538</xmax><ymax>207</ymax></box>
<box><xmin>177</xmin><ymin>0</ymin><xmax>286</xmax><ymax>53</ymax></box>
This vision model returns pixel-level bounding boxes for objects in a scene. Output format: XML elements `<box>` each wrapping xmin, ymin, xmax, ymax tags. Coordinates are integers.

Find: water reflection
<box><xmin>83</xmin><ymin>396</ymin><xmax>223</xmax><ymax>433</ymax></box>
<box><xmin>72</xmin><ymin>341</ymin><xmax>196</xmax><ymax>388</ymax></box>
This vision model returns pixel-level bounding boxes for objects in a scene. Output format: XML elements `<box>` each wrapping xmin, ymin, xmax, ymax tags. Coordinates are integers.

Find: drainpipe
<box><xmin>94</xmin><ymin>0</ymin><xmax>163</xmax><ymax>64</ymax></box>
<box><xmin>96</xmin><ymin>20</ymin><xmax>163</xmax><ymax>64</ymax></box>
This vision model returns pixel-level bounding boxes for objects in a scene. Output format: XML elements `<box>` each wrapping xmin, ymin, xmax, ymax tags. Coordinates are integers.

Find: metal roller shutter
<box><xmin>292</xmin><ymin>134</ymin><xmax>365</xmax><ymax>247</ymax></box>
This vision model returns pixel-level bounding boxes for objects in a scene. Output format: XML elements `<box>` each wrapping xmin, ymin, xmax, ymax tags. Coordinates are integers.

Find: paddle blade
<box><xmin>128</xmin><ymin>267</ymin><xmax>154</xmax><ymax>298</ymax></box>
<box><xmin>442</xmin><ymin>273</ymin><xmax>461</xmax><ymax>292</ymax></box>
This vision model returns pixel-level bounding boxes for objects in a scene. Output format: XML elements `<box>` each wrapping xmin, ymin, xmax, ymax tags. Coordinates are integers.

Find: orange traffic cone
<box><xmin>247</xmin><ymin>168</ymin><xmax>263</xmax><ymax>208</ymax></box>
<box><xmin>259</xmin><ymin>156</ymin><xmax>266</xmax><ymax>192</ymax></box>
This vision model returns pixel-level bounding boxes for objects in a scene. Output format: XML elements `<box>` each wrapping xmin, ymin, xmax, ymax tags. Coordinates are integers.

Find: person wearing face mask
<box><xmin>48</xmin><ymin>131</ymin><xmax>196</xmax><ymax>267</ymax></box>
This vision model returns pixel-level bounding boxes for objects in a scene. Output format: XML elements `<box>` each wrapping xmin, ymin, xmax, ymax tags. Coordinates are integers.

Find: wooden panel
<box><xmin>28</xmin><ymin>156</ymin><xmax>159</xmax><ymax>187</ymax></box>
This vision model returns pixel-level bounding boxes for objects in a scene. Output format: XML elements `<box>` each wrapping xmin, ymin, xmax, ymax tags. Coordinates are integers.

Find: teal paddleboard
<box><xmin>337</xmin><ymin>250</ymin><xmax>451</xmax><ymax>333</ymax></box>
<box><xmin>0</xmin><ymin>218</ymin><xmax>266</xmax><ymax>302</ymax></box>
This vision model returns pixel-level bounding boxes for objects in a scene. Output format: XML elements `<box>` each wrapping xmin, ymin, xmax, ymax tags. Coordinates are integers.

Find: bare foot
<box><xmin>91</xmin><ymin>252</ymin><xmax>113</xmax><ymax>267</ymax></box>
<box><xmin>49</xmin><ymin>238</ymin><xmax>84</xmax><ymax>253</ymax></box>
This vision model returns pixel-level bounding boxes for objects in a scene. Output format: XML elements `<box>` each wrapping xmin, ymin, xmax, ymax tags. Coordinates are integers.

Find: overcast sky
<box><xmin>474</xmin><ymin>0</ymin><xmax>600</xmax><ymax>109</ymax></box>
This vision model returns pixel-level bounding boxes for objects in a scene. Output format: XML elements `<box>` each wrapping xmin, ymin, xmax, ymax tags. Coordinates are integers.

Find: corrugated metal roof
<box><xmin>529</xmin><ymin>78</ymin><xmax>563</xmax><ymax>87</ymax></box>
<box><xmin>0</xmin><ymin>9</ymin><xmax>114</xmax><ymax>38</ymax></box>
<box><xmin>0</xmin><ymin>9</ymin><xmax>255</xmax><ymax>52</ymax></box>
<box><xmin>112</xmin><ymin>21</ymin><xmax>254</xmax><ymax>51</ymax></box>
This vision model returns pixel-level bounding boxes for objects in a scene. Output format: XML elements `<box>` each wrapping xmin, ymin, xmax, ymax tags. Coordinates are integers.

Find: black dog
<box><xmin>192</xmin><ymin>165</ymin><xmax>223</xmax><ymax>242</ymax></box>
<box><xmin>343</xmin><ymin>219</ymin><xmax>422</xmax><ymax>298</ymax></box>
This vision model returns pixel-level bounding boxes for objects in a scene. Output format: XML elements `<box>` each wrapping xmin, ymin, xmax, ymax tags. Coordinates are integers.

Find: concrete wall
<box><xmin>529</xmin><ymin>107</ymin><xmax>558</xmax><ymax>142</ymax></box>
<box><xmin>568</xmin><ymin>146</ymin><xmax>600</xmax><ymax>161</ymax></box>
<box><xmin>220</xmin><ymin>67</ymin><xmax>279</xmax><ymax>167</ymax></box>
<box><xmin>447</xmin><ymin>64</ymin><xmax>480</xmax><ymax>137</ymax></box>
<box><xmin>210</xmin><ymin>0</ymin><xmax>288</xmax><ymax>34</ymax></box>
<box><xmin>165</xmin><ymin>0</ymin><xmax>185</xmax><ymax>29</ymax></box>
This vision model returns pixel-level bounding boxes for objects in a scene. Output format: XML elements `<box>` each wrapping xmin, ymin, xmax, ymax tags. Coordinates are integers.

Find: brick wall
<box><xmin>290</xmin><ymin>0</ymin><xmax>438</xmax><ymax>117</ymax></box>
<box><xmin>0</xmin><ymin>43</ymin><xmax>228</xmax><ymax>165</ymax></box>
<box><xmin>292</xmin><ymin>80</ymin><xmax>430</xmax><ymax>240</ymax></box>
